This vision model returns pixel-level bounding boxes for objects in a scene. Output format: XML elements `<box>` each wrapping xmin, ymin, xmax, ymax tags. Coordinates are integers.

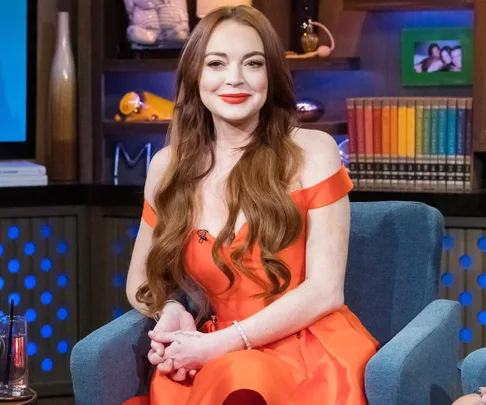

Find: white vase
<box><xmin>48</xmin><ymin>11</ymin><xmax>77</xmax><ymax>181</ymax></box>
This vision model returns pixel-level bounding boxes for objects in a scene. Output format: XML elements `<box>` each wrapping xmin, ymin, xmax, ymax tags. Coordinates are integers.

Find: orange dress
<box><xmin>124</xmin><ymin>164</ymin><xmax>379</xmax><ymax>405</ymax></box>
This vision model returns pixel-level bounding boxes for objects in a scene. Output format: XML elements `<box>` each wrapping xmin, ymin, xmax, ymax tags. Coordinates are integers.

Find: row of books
<box><xmin>346</xmin><ymin>97</ymin><xmax>473</xmax><ymax>193</ymax></box>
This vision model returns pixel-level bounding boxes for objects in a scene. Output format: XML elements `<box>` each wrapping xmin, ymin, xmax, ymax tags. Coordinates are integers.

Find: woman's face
<box><xmin>431</xmin><ymin>46</ymin><xmax>440</xmax><ymax>57</ymax></box>
<box><xmin>441</xmin><ymin>49</ymin><xmax>452</xmax><ymax>64</ymax></box>
<box><xmin>199</xmin><ymin>20</ymin><xmax>268</xmax><ymax>126</ymax></box>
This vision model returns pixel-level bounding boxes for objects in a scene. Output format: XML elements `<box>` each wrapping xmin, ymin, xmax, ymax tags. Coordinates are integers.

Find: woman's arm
<box><xmin>126</xmin><ymin>146</ymin><xmax>187</xmax><ymax>316</ymax></box>
<box><xmin>215</xmin><ymin>130</ymin><xmax>349</xmax><ymax>351</ymax></box>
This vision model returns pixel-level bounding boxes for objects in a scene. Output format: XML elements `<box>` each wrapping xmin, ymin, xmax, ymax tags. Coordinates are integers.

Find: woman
<box><xmin>124</xmin><ymin>5</ymin><xmax>378</xmax><ymax>405</ymax></box>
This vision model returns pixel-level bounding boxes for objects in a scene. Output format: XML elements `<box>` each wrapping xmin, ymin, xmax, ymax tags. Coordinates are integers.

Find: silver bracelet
<box><xmin>232</xmin><ymin>320</ymin><xmax>252</xmax><ymax>350</ymax></box>
<box><xmin>152</xmin><ymin>300</ymin><xmax>183</xmax><ymax>322</ymax></box>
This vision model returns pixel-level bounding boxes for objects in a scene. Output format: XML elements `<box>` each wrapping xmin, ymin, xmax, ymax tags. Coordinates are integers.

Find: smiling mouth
<box><xmin>219</xmin><ymin>94</ymin><xmax>251</xmax><ymax>104</ymax></box>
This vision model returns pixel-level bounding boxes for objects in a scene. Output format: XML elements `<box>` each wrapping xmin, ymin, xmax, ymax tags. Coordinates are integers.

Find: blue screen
<box><xmin>0</xmin><ymin>0</ymin><xmax>27</xmax><ymax>142</ymax></box>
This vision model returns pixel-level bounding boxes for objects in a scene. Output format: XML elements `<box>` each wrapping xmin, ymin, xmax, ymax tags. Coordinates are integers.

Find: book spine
<box><xmin>406</xmin><ymin>98</ymin><xmax>416</xmax><ymax>191</ymax></box>
<box><xmin>346</xmin><ymin>98</ymin><xmax>358</xmax><ymax>189</ymax></box>
<box><xmin>390</xmin><ymin>98</ymin><xmax>399</xmax><ymax>190</ymax></box>
<box><xmin>398</xmin><ymin>98</ymin><xmax>408</xmax><ymax>189</ymax></box>
<box><xmin>430</xmin><ymin>98</ymin><xmax>439</xmax><ymax>191</ymax></box>
<box><xmin>415</xmin><ymin>98</ymin><xmax>424</xmax><ymax>192</ymax></box>
<box><xmin>446</xmin><ymin>98</ymin><xmax>457</xmax><ymax>193</ymax></box>
<box><xmin>422</xmin><ymin>98</ymin><xmax>431</xmax><ymax>192</ymax></box>
<box><xmin>464</xmin><ymin>97</ymin><xmax>473</xmax><ymax>192</ymax></box>
<box><xmin>437</xmin><ymin>98</ymin><xmax>448</xmax><ymax>192</ymax></box>
<box><xmin>372</xmin><ymin>98</ymin><xmax>383</xmax><ymax>190</ymax></box>
<box><xmin>356</xmin><ymin>98</ymin><xmax>366</xmax><ymax>190</ymax></box>
<box><xmin>455</xmin><ymin>98</ymin><xmax>466</xmax><ymax>193</ymax></box>
<box><xmin>364</xmin><ymin>98</ymin><xmax>375</xmax><ymax>189</ymax></box>
<box><xmin>381</xmin><ymin>98</ymin><xmax>391</xmax><ymax>190</ymax></box>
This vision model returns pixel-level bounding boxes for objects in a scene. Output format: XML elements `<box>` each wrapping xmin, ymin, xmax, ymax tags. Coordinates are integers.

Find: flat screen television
<box><xmin>0</xmin><ymin>0</ymin><xmax>36</xmax><ymax>159</ymax></box>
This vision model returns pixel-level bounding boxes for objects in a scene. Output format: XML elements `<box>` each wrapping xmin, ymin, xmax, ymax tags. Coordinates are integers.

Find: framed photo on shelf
<box><xmin>401</xmin><ymin>27</ymin><xmax>473</xmax><ymax>86</ymax></box>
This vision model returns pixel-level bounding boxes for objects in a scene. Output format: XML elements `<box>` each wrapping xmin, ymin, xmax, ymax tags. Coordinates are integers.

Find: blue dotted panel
<box><xmin>1</xmin><ymin>219</ymin><xmax>75</xmax><ymax>380</ymax></box>
<box><xmin>8</xmin><ymin>259</ymin><xmax>20</xmax><ymax>273</ymax></box>
<box><xmin>443</xmin><ymin>235</ymin><xmax>455</xmax><ymax>250</ymax></box>
<box><xmin>459</xmin><ymin>292</ymin><xmax>473</xmax><ymax>306</ymax></box>
<box><xmin>478</xmin><ymin>237</ymin><xmax>486</xmax><ymax>251</ymax></box>
<box><xmin>41</xmin><ymin>358</ymin><xmax>53</xmax><ymax>371</ymax></box>
<box><xmin>441</xmin><ymin>272</ymin><xmax>454</xmax><ymax>287</ymax></box>
<box><xmin>40</xmin><ymin>258</ymin><xmax>52</xmax><ymax>272</ymax></box>
<box><xmin>478</xmin><ymin>311</ymin><xmax>486</xmax><ymax>325</ymax></box>
<box><xmin>460</xmin><ymin>255</ymin><xmax>473</xmax><ymax>269</ymax></box>
<box><xmin>24</xmin><ymin>242</ymin><xmax>35</xmax><ymax>256</ymax></box>
<box><xmin>109</xmin><ymin>221</ymin><xmax>140</xmax><ymax>320</ymax></box>
<box><xmin>460</xmin><ymin>328</ymin><xmax>473</xmax><ymax>343</ymax></box>
<box><xmin>478</xmin><ymin>274</ymin><xmax>486</xmax><ymax>288</ymax></box>
<box><xmin>8</xmin><ymin>226</ymin><xmax>19</xmax><ymax>239</ymax></box>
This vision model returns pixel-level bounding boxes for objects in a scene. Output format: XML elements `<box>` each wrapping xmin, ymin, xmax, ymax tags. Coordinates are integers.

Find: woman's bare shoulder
<box><xmin>144</xmin><ymin>146</ymin><xmax>172</xmax><ymax>206</ymax></box>
<box><xmin>290</xmin><ymin>127</ymin><xmax>342</xmax><ymax>188</ymax></box>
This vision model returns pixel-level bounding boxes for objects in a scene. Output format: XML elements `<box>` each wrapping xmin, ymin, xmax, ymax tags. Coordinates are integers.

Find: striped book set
<box><xmin>346</xmin><ymin>97</ymin><xmax>473</xmax><ymax>193</ymax></box>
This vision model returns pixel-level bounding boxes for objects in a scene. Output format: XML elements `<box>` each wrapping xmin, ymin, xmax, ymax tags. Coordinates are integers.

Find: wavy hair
<box><xmin>136</xmin><ymin>5</ymin><xmax>304</xmax><ymax>325</ymax></box>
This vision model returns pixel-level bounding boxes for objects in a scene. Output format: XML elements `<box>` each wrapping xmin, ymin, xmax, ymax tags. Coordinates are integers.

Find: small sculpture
<box><xmin>124</xmin><ymin>0</ymin><xmax>190</xmax><ymax>47</ymax></box>
<box><xmin>296</xmin><ymin>98</ymin><xmax>324</xmax><ymax>122</ymax></box>
<box><xmin>114</xmin><ymin>91</ymin><xmax>174</xmax><ymax>122</ymax></box>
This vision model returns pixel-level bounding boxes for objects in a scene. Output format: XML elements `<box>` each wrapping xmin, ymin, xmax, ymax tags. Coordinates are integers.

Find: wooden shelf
<box><xmin>103</xmin><ymin>121</ymin><xmax>171</xmax><ymax>135</ymax></box>
<box><xmin>343</xmin><ymin>0</ymin><xmax>473</xmax><ymax>11</ymax></box>
<box><xmin>104</xmin><ymin>57</ymin><xmax>360</xmax><ymax>73</ymax></box>
<box><xmin>103</xmin><ymin>120</ymin><xmax>347</xmax><ymax>136</ymax></box>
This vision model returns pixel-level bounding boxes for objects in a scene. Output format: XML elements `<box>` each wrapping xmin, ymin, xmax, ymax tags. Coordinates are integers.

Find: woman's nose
<box><xmin>225</xmin><ymin>64</ymin><xmax>244</xmax><ymax>87</ymax></box>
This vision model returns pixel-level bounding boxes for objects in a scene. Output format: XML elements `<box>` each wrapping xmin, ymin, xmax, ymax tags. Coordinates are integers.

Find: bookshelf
<box><xmin>343</xmin><ymin>0</ymin><xmax>473</xmax><ymax>11</ymax></box>
<box><xmin>102</xmin><ymin>120</ymin><xmax>348</xmax><ymax>137</ymax></box>
<box><xmin>76</xmin><ymin>0</ymin><xmax>486</xmax><ymax>191</ymax></box>
<box><xmin>104</xmin><ymin>57</ymin><xmax>361</xmax><ymax>73</ymax></box>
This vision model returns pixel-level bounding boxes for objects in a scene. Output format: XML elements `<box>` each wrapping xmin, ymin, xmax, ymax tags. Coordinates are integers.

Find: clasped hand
<box><xmin>149</xmin><ymin>329</ymin><xmax>222</xmax><ymax>371</ymax></box>
<box><xmin>147</xmin><ymin>304</ymin><xmax>223</xmax><ymax>382</ymax></box>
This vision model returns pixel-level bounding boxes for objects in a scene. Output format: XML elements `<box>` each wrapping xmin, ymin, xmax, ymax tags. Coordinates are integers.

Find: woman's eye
<box><xmin>247</xmin><ymin>60</ymin><xmax>264</xmax><ymax>68</ymax></box>
<box><xmin>207</xmin><ymin>61</ymin><xmax>224</xmax><ymax>68</ymax></box>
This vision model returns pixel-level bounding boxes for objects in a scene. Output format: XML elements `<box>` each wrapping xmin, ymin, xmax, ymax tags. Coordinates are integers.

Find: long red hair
<box><xmin>136</xmin><ymin>5</ymin><xmax>304</xmax><ymax>325</ymax></box>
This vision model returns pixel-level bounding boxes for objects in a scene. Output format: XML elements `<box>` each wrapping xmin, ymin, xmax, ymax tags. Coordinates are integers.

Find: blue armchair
<box><xmin>71</xmin><ymin>201</ymin><xmax>461</xmax><ymax>405</ymax></box>
<box><xmin>459</xmin><ymin>348</ymin><xmax>486</xmax><ymax>395</ymax></box>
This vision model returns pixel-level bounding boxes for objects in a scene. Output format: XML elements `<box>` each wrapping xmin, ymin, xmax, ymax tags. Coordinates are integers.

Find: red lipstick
<box><xmin>219</xmin><ymin>93</ymin><xmax>250</xmax><ymax>104</ymax></box>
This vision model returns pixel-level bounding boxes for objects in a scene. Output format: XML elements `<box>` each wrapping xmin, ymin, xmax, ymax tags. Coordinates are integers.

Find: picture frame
<box><xmin>401</xmin><ymin>27</ymin><xmax>473</xmax><ymax>87</ymax></box>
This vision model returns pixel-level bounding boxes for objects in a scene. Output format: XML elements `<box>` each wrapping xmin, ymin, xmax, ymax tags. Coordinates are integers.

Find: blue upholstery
<box><xmin>460</xmin><ymin>348</ymin><xmax>486</xmax><ymax>395</ymax></box>
<box><xmin>71</xmin><ymin>201</ymin><xmax>460</xmax><ymax>405</ymax></box>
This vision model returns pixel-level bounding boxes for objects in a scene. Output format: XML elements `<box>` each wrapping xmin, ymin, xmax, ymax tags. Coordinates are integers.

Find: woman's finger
<box><xmin>157</xmin><ymin>358</ymin><xmax>174</xmax><ymax>374</ymax></box>
<box><xmin>147</xmin><ymin>349</ymin><xmax>164</xmax><ymax>366</ymax></box>
<box><xmin>171</xmin><ymin>367</ymin><xmax>187</xmax><ymax>382</ymax></box>
<box><xmin>188</xmin><ymin>369</ymin><xmax>198</xmax><ymax>378</ymax></box>
<box><xmin>151</xmin><ymin>340</ymin><xmax>165</xmax><ymax>356</ymax></box>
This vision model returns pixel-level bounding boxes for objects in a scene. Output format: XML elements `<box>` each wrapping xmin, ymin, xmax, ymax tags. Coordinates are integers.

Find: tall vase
<box><xmin>48</xmin><ymin>11</ymin><xmax>77</xmax><ymax>181</ymax></box>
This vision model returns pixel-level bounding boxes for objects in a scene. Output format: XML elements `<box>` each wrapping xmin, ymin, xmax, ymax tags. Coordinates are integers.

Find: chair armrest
<box><xmin>461</xmin><ymin>348</ymin><xmax>486</xmax><ymax>394</ymax></box>
<box><xmin>365</xmin><ymin>299</ymin><xmax>461</xmax><ymax>405</ymax></box>
<box><xmin>70</xmin><ymin>310</ymin><xmax>154</xmax><ymax>405</ymax></box>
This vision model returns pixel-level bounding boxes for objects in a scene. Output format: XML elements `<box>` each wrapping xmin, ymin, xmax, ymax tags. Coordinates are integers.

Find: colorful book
<box><xmin>430</xmin><ymin>99</ymin><xmax>440</xmax><ymax>191</ymax></box>
<box><xmin>364</xmin><ymin>98</ymin><xmax>374</xmax><ymax>189</ymax></box>
<box><xmin>398</xmin><ymin>98</ymin><xmax>408</xmax><ymax>189</ymax></box>
<box><xmin>455</xmin><ymin>98</ymin><xmax>466</xmax><ymax>192</ymax></box>
<box><xmin>372</xmin><ymin>99</ymin><xmax>383</xmax><ymax>189</ymax></box>
<box><xmin>346</xmin><ymin>98</ymin><xmax>358</xmax><ymax>188</ymax></box>
<box><xmin>446</xmin><ymin>98</ymin><xmax>457</xmax><ymax>192</ymax></box>
<box><xmin>381</xmin><ymin>98</ymin><xmax>391</xmax><ymax>189</ymax></box>
<box><xmin>355</xmin><ymin>98</ymin><xmax>366</xmax><ymax>189</ymax></box>
<box><xmin>464</xmin><ymin>98</ymin><xmax>473</xmax><ymax>192</ymax></box>
<box><xmin>406</xmin><ymin>98</ymin><xmax>416</xmax><ymax>191</ymax></box>
<box><xmin>415</xmin><ymin>99</ymin><xmax>424</xmax><ymax>191</ymax></box>
<box><xmin>422</xmin><ymin>98</ymin><xmax>431</xmax><ymax>191</ymax></box>
<box><xmin>390</xmin><ymin>98</ymin><xmax>399</xmax><ymax>189</ymax></box>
